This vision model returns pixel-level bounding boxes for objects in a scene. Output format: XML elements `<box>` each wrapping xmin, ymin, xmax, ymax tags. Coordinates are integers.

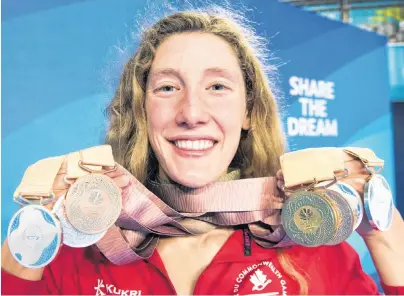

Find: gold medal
<box><xmin>319</xmin><ymin>181</ymin><xmax>364</xmax><ymax>231</ymax></box>
<box><xmin>282</xmin><ymin>190</ymin><xmax>336</xmax><ymax>247</ymax></box>
<box><xmin>65</xmin><ymin>173</ymin><xmax>122</xmax><ymax>234</ymax></box>
<box><xmin>319</xmin><ymin>188</ymin><xmax>354</xmax><ymax>245</ymax></box>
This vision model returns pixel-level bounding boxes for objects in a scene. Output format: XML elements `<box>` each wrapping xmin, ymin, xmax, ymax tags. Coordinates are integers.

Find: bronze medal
<box><xmin>65</xmin><ymin>173</ymin><xmax>122</xmax><ymax>234</ymax></box>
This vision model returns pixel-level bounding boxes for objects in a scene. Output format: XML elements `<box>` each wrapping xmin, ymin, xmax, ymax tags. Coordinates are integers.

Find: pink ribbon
<box><xmin>96</xmin><ymin>172</ymin><xmax>291</xmax><ymax>265</ymax></box>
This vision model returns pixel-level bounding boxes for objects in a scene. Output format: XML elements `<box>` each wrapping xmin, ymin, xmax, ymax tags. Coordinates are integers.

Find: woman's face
<box><xmin>146</xmin><ymin>32</ymin><xmax>249</xmax><ymax>188</ymax></box>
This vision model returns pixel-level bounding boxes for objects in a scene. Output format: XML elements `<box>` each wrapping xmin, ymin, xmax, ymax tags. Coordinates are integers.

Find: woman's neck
<box><xmin>156</xmin><ymin>167</ymin><xmax>241</xmax><ymax>185</ymax></box>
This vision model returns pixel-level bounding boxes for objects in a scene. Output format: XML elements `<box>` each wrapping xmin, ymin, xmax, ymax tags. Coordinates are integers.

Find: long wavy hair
<box><xmin>105</xmin><ymin>4</ymin><xmax>308</xmax><ymax>294</ymax></box>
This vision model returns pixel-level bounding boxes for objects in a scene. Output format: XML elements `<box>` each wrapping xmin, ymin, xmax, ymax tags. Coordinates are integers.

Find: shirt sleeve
<box><xmin>0</xmin><ymin>244</ymin><xmax>85</xmax><ymax>295</ymax></box>
<box><xmin>1</xmin><ymin>266</ymin><xmax>60</xmax><ymax>295</ymax></box>
<box><xmin>329</xmin><ymin>242</ymin><xmax>404</xmax><ymax>295</ymax></box>
<box><xmin>381</xmin><ymin>282</ymin><xmax>404</xmax><ymax>295</ymax></box>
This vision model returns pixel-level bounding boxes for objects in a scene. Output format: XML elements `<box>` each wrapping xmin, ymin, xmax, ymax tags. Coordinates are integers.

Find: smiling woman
<box><xmin>2</xmin><ymin>3</ymin><xmax>404</xmax><ymax>296</ymax></box>
<box><xmin>145</xmin><ymin>33</ymin><xmax>250</xmax><ymax>188</ymax></box>
<box><xmin>106</xmin><ymin>9</ymin><xmax>286</xmax><ymax>190</ymax></box>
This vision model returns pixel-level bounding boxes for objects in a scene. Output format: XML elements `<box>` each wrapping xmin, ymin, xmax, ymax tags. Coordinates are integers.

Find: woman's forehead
<box><xmin>155</xmin><ymin>33</ymin><xmax>239</xmax><ymax>64</ymax></box>
<box><xmin>150</xmin><ymin>33</ymin><xmax>242</xmax><ymax>78</ymax></box>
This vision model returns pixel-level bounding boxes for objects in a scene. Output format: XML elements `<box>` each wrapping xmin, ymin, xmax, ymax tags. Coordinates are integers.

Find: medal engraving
<box><xmin>65</xmin><ymin>174</ymin><xmax>122</xmax><ymax>234</ymax></box>
<box><xmin>294</xmin><ymin>206</ymin><xmax>322</xmax><ymax>233</ymax></box>
<box><xmin>53</xmin><ymin>196</ymin><xmax>107</xmax><ymax>247</ymax></box>
<box><xmin>282</xmin><ymin>190</ymin><xmax>335</xmax><ymax>247</ymax></box>
<box><xmin>322</xmin><ymin>189</ymin><xmax>354</xmax><ymax>245</ymax></box>
<box><xmin>335</xmin><ymin>182</ymin><xmax>363</xmax><ymax>230</ymax></box>
<box><xmin>317</xmin><ymin>181</ymin><xmax>364</xmax><ymax>231</ymax></box>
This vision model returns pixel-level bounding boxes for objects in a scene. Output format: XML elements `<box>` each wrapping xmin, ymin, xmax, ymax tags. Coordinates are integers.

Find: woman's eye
<box><xmin>156</xmin><ymin>85</ymin><xmax>177</xmax><ymax>92</ymax></box>
<box><xmin>209</xmin><ymin>84</ymin><xmax>227</xmax><ymax>91</ymax></box>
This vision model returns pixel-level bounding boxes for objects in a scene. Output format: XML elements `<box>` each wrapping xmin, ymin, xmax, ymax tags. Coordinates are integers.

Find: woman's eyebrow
<box><xmin>204</xmin><ymin>67</ymin><xmax>238</xmax><ymax>82</ymax></box>
<box><xmin>149</xmin><ymin>67</ymin><xmax>237</xmax><ymax>83</ymax></box>
<box><xmin>149</xmin><ymin>68</ymin><xmax>185</xmax><ymax>84</ymax></box>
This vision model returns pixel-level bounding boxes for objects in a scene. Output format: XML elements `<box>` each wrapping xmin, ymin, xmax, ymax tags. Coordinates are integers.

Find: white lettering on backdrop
<box><xmin>287</xmin><ymin>76</ymin><xmax>338</xmax><ymax>137</ymax></box>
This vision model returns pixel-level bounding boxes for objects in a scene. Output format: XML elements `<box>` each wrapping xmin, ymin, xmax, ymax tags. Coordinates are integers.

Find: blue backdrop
<box><xmin>388</xmin><ymin>44</ymin><xmax>404</xmax><ymax>100</ymax></box>
<box><xmin>1</xmin><ymin>0</ymin><xmax>395</xmax><ymax>289</ymax></box>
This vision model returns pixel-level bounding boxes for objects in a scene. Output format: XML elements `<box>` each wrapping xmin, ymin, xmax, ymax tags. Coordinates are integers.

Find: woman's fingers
<box><xmin>112</xmin><ymin>175</ymin><xmax>131</xmax><ymax>189</ymax></box>
<box><xmin>104</xmin><ymin>163</ymin><xmax>130</xmax><ymax>179</ymax></box>
<box><xmin>277</xmin><ymin>179</ymin><xmax>284</xmax><ymax>190</ymax></box>
<box><xmin>276</xmin><ymin>169</ymin><xmax>284</xmax><ymax>181</ymax></box>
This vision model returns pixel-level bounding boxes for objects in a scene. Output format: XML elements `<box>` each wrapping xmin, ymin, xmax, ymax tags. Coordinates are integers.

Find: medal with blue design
<box><xmin>7</xmin><ymin>205</ymin><xmax>62</xmax><ymax>268</ymax></box>
<box><xmin>9</xmin><ymin>157</ymin><xmax>66</xmax><ymax>267</ymax></box>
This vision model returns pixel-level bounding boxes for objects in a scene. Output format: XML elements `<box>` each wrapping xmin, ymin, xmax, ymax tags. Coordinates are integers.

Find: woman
<box><xmin>2</xmin><ymin>5</ymin><xmax>404</xmax><ymax>295</ymax></box>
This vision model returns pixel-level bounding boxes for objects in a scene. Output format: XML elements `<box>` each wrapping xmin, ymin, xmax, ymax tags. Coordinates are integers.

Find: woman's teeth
<box><xmin>174</xmin><ymin>140</ymin><xmax>214</xmax><ymax>150</ymax></box>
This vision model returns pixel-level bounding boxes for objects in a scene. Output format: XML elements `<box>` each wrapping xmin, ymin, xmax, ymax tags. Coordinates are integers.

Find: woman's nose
<box><xmin>175</xmin><ymin>94</ymin><xmax>210</xmax><ymax>128</ymax></box>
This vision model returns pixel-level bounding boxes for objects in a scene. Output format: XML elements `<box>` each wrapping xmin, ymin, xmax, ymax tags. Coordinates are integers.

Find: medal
<box><xmin>65</xmin><ymin>173</ymin><xmax>122</xmax><ymax>234</ymax></box>
<box><xmin>7</xmin><ymin>205</ymin><xmax>62</xmax><ymax>268</ymax></box>
<box><xmin>364</xmin><ymin>174</ymin><xmax>394</xmax><ymax>231</ymax></box>
<box><xmin>320</xmin><ymin>189</ymin><xmax>355</xmax><ymax>245</ymax></box>
<box><xmin>53</xmin><ymin>195</ymin><xmax>107</xmax><ymax>247</ymax></box>
<box><xmin>317</xmin><ymin>181</ymin><xmax>363</xmax><ymax>231</ymax></box>
<box><xmin>281</xmin><ymin>190</ymin><xmax>336</xmax><ymax>247</ymax></box>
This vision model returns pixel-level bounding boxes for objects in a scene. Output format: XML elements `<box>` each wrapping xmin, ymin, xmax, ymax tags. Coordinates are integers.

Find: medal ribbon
<box><xmin>65</xmin><ymin>145</ymin><xmax>116</xmax><ymax>182</ymax></box>
<box><xmin>95</xmin><ymin>172</ymin><xmax>288</xmax><ymax>265</ymax></box>
<box><xmin>13</xmin><ymin>156</ymin><xmax>65</xmax><ymax>205</ymax></box>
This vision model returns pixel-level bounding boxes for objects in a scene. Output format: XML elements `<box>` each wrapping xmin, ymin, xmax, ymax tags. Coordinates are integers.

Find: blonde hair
<box><xmin>105</xmin><ymin>4</ymin><xmax>308</xmax><ymax>294</ymax></box>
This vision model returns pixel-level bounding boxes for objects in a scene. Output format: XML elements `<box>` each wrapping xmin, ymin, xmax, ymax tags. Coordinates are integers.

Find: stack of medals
<box><xmin>7</xmin><ymin>145</ymin><xmax>122</xmax><ymax>268</ymax></box>
<box><xmin>280</xmin><ymin>147</ymin><xmax>394</xmax><ymax>247</ymax></box>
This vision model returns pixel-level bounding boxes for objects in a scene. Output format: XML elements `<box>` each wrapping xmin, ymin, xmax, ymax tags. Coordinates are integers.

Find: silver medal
<box><xmin>364</xmin><ymin>174</ymin><xmax>394</xmax><ymax>231</ymax></box>
<box><xmin>7</xmin><ymin>205</ymin><xmax>62</xmax><ymax>268</ymax></box>
<box><xmin>53</xmin><ymin>196</ymin><xmax>107</xmax><ymax>248</ymax></box>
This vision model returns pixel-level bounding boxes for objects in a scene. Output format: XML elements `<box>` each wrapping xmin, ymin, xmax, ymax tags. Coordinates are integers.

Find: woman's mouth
<box><xmin>173</xmin><ymin>140</ymin><xmax>215</xmax><ymax>150</ymax></box>
<box><xmin>168</xmin><ymin>139</ymin><xmax>217</xmax><ymax>157</ymax></box>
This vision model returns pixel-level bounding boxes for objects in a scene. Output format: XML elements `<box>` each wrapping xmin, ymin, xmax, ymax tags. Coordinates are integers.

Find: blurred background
<box><xmin>1</xmin><ymin>0</ymin><xmax>403</xmax><ymax>293</ymax></box>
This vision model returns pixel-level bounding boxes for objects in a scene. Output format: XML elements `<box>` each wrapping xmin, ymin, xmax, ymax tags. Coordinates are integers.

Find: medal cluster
<box><xmin>280</xmin><ymin>147</ymin><xmax>394</xmax><ymax>247</ymax></box>
<box><xmin>7</xmin><ymin>146</ymin><xmax>122</xmax><ymax>268</ymax></box>
<box><xmin>6</xmin><ymin>145</ymin><xmax>395</xmax><ymax>268</ymax></box>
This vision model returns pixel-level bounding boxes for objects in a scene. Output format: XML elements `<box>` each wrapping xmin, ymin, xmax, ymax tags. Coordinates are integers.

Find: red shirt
<box><xmin>2</xmin><ymin>229</ymin><xmax>403</xmax><ymax>295</ymax></box>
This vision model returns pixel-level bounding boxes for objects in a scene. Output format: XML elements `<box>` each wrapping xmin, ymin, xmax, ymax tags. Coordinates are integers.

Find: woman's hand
<box><xmin>50</xmin><ymin>160</ymin><xmax>131</xmax><ymax>209</ymax></box>
<box><xmin>104</xmin><ymin>163</ymin><xmax>132</xmax><ymax>193</ymax></box>
<box><xmin>276</xmin><ymin>158</ymin><xmax>404</xmax><ymax>286</ymax></box>
<box><xmin>276</xmin><ymin>154</ymin><xmax>396</xmax><ymax>240</ymax></box>
<box><xmin>338</xmin><ymin>153</ymin><xmax>394</xmax><ymax>239</ymax></box>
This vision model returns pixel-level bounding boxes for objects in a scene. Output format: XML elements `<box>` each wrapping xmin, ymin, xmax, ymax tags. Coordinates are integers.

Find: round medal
<box><xmin>7</xmin><ymin>205</ymin><xmax>62</xmax><ymax>268</ymax></box>
<box><xmin>53</xmin><ymin>196</ymin><xmax>107</xmax><ymax>247</ymax></box>
<box><xmin>65</xmin><ymin>173</ymin><xmax>122</xmax><ymax>234</ymax></box>
<box><xmin>364</xmin><ymin>174</ymin><xmax>394</xmax><ymax>231</ymax></box>
<box><xmin>320</xmin><ymin>189</ymin><xmax>355</xmax><ymax>245</ymax></box>
<box><xmin>281</xmin><ymin>190</ymin><xmax>336</xmax><ymax>247</ymax></box>
<box><xmin>317</xmin><ymin>181</ymin><xmax>364</xmax><ymax>231</ymax></box>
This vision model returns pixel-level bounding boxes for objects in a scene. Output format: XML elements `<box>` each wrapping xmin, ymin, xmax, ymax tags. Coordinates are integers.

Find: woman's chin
<box><xmin>171</xmin><ymin>172</ymin><xmax>218</xmax><ymax>189</ymax></box>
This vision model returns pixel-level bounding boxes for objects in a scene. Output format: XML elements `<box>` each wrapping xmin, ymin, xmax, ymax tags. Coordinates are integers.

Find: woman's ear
<box><xmin>242</xmin><ymin>111</ymin><xmax>250</xmax><ymax>130</ymax></box>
